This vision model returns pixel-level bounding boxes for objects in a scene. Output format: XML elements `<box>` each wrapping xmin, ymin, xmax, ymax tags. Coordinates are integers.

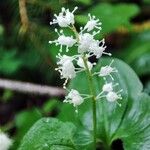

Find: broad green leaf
<box><xmin>12</xmin><ymin>109</ymin><xmax>42</xmax><ymax>149</ymax></box>
<box><xmin>58</xmin><ymin>58</ymin><xmax>150</xmax><ymax>149</ymax></box>
<box><xmin>76</xmin><ymin>3</ymin><xmax>139</xmax><ymax>34</ymax></box>
<box><xmin>18</xmin><ymin>118</ymin><xmax>76</xmax><ymax>150</ymax></box>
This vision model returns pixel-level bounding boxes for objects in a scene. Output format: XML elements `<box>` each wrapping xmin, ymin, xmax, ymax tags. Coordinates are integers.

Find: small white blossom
<box><xmin>0</xmin><ymin>132</ymin><xmax>12</xmax><ymax>150</ymax></box>
<box><xmin>49</xmin><ymin>29</ymin><xmax>76</xmax><ymax>52</ymax></box>
<box><xmin>106</xmin><ymin>91</ymin><xmax>122</xmax><ymax>102</ymax></box>
<box><xmin>99</xmin><ymin>66</ymin><xmax>113</xmax><ymax>76</ymax></box>
<box><xmin>89</xmin><ymin>39</ymin><xmax>111</xmax><ymax>58</ymax></box>
<box><xmin>64</xmin><ymin>89</ymin><xmax>84</xmax><ymax>107</ymax></box>
<box><xmin>102</xmin><ymin>82</ymin><xmax>113</xmax><ymax>92</ymax></box>
<box><xmin>98</xmin><ymin>60</ymin><xmax>118</xmax><ymax>80</ymax></box>
<box><xmin>77</xmin><ymin>57</ymin><xmax>93</xmax><ymax>71</ymax></box>
<box><xmin>84</xmin><ymin>14</ymin><xmax>102</xmax><ymax>32</ymax></box>
<box><xmin>56</xmin><ymin>54</ymin><xmax>76</xmax><ymax>79</ymax></box>
<box><xmin>78</xmin><ymin>33</ymin><xmax>95</xmax><ymax>53</ymax></box>
<box><xmin>61</xmin><ymin>62</ymin><xmax>76</xmax><ymax>79</ymax></box>
<box><xmin>50</xmin><ymin>7</ymin><xmax>78</xmax><ymax>27</ymax></box>
<box><xmin>57</xmin><ymin>54</ymin><xmax>73</xmax><ymax>65</ymax></box>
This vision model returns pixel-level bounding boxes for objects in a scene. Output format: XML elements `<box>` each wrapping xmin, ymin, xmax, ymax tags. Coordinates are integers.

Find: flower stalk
<box><xmin>82</xmin><ymin>55</ymin><xmax>97</xmax><ymax>149</ymax></box>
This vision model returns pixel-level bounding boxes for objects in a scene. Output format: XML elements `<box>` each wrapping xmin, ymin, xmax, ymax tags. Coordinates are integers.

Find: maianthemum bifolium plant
<box><xmin>18</xmin><ymin>6</ymin><xmax>150</xmax><ymax>150</ymax></box>
<box><xmin>49</xmin><ymin>6</ymin><xmax>123</xmax><ymax>149</ymax></box>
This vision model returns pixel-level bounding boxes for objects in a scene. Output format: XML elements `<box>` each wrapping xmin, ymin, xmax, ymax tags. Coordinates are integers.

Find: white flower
<box><xmin>102</xmin><ymin>82</ymin><xmax>113</xmax><ymax>92</ymax></box>
<box><xmin>57</xmin><ymin>54</ymin><xmax>73</xmax><ymax>65</ymax></box>
<box><xmin>64</xmin><ymin>89</ymin><xmax>84</xmax><ymax>107</ymax></box>
<box><xmin>61</xmin><ymin>62</ymin><xmax>76</xmax><ymax>79</ymax></box>
<box><xmin>77</xmin><ymin>57</ymin><xmax>93</xmax><ymax>71</ymax></box>
<box><xmin>0</xmin><ymin>132</ymin><xmax>12</xmax><ymax>150</ymax></box>
<box><xmin>56</xmin><ymin>54</ymin><xmax>76</xmax><ymax>79</ymax></box>
<box><xmin>84</xmin><ymin>14</ymin><xmax>102</xmax><ymax>32</ymax></box>
<box><xmin>78</xmin><ymin>33</ymin><xmax>95</xmax><ymax>53</ymax></box>
<box><xmin>106</xmin><ymin>91</ymin><xmax>122</xmax><ymax>102</ymax></box>
<box><xmin>98</xmin><ymin>60</ymin><xmax>117</xmax><ymax>80</ymax></box>
<box><xmin>49</xmin><ymin>29</ymin><xmax>76</xmax><ymax>52</ymax></box>
<box><xmin>99</xmin><ymin>66</ymin><xmax>115</xmax><ymax>76</ymax></box>
<box><xmin>50</xmin><ymin>7</ymin><xmax>78</xmax><ymax>27</ymax></box>
<box><xmin>89</xmin><ymin>39</ymin><xmax>111</xmax><ymax>58</ymax></box>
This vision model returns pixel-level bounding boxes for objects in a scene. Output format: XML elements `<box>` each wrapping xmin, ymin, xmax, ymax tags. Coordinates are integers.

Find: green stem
<box><xmin>82</xmin><ymin>56</ymin><xmax>97</xmax><ymax>150</ymax></box>
<box><xmin>70</xmin><ymin>25</ymin><xmax>97</xmax><ymax>149</ymax></box>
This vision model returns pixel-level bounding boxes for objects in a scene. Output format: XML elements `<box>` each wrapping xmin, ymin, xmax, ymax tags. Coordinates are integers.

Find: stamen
<box><xmin>72</xmin><ymin>6</ymin><xmax>78</xmax><ymax>13</ymax></box>
<box><xmin>109</xmin><ymin>74</ymin><xmax>114</xmax><ymax>81</ymax></box>
<box><xmin>103</xmin><ymin>52</ymin><xmax>112</xmax><ymax>56</ymax></box>
<box><xmin>109</xmin><ymin>59</ymin><xmax>114</xmax><ymax>66</ymax></box>
<box><xmin>96</xmin><ymin>91</ymin><xmax>104</xmax><ymax>99</ymax></box>
<box><xmin>117</xmin><ymin>89</ymin><xmax>123</xmax><ymax>94</ymax></box>
<box><xmin>116</xmin><ymin>101</ymin><xmax>122</xmax><ymax>107</ymax></box>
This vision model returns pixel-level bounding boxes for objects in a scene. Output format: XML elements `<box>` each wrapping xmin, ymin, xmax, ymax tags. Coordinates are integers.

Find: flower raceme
<box><xmin>49</xmin><ymin>6</ymin><xmax>123</xmax><ymax>111</ymax></box>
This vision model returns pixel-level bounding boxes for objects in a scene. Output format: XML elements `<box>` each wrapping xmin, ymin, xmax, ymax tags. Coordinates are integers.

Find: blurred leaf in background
<box><xmin>120</xmin><ymin>30</ymin><xmax>150</xmax><ymax>76</ymax></box>
<box><xmin>76</xmin><ymin>3</ymin><xmax>140</xmax><ymax>35</ymax></box>
<box><xmin>0</xmin><ymin>48</ymin><xmax>22</xmax><ymax>75</ymax></box>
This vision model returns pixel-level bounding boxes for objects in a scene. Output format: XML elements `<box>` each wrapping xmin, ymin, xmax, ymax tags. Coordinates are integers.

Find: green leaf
<box><xmin>58</xmin><ymin>58</ymin><xmax>150</xmax><ymax>149</ymax></box>
<box><xmin>77</xmin><ymin>0</ymin><xmax>92</xmax><ymax>5</ymax></box>
<box><xmin>123</xmin><ymin>31</ymin><xmax>150</xmax><ymax>64</ymax></box>
<box><xmin>0</xmin><ymin>48</ymin><xmax>22</xmax><ymax>75</ymax></box>
<box><xmin>13</xmin><ymin>109</ymin><xmax>42</xmax><ymax>149</ymax></box>
<box><xmin>143</xmin><ymin>0</ymin><xmax>150</xmax><ymax>4</ymax></box>
<box><xmin>42</xmin><ymin>99</ymin><xmax>60</xmax><ymax>113</ymax></box>
<box><xmin>15</xmin><ymin>109</ymin><xmax>42</xmax><ymax>130</ymax></box>
<box><xmin>76</xmin><ymin>3</ymin><xmax>139</xmax><ymax>34</ymax></box>
<box><xmin>120</xmin><ymin>30</ymin><xmax>150</xmax><ymax>76</ymax></box>
<box><xmin>18</xmin><ymin>118</ymin><xmax>76</xmax><ymax>150</ymax></box>
<box><xmin>131</xmin><ymin>53</ymin><xmax>150</xmax><ymax>76</ymax></box>
<box><xmin>0</xmin><ymin>24</ymin><xmax>4</xmax><ymax>35</ymax></box>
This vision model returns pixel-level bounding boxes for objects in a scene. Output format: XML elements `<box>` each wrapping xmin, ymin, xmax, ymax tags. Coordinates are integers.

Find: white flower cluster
<box><xmin>49</xmin><ymin>7</ymin><xmax>122</xmax><ymax>111</ymax></box>
<box><xmin>0</xmin><ymin>132</ymin><xmax>12</xmax><ymax>150</ymax></box>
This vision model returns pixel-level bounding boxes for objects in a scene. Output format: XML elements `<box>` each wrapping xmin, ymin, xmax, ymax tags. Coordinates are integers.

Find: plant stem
<box><xmin>70</xmin><ymin>25</ymin><xmax>97</xmax><ymax>149</ymax></box>
<box><xmin>82</xmin><ymin>56</ymin><xmax>97</xmax><ymax>150</ymax></box>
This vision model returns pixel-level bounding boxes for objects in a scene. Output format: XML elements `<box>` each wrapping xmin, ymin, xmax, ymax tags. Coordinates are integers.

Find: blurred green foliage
<box><xmin>0</xmin><ymin>48</ymin><xmax>22</xmax><ymax>75</ymax></box>
<box><xmin>76</xmin><ymin>3</ymin><xmax>140</xmax><ymax>35</ymax></box>
<box><xmin>120</xmin><ymin>30</ymin><xmax>150</xmax><ymax>76</ymax></box>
